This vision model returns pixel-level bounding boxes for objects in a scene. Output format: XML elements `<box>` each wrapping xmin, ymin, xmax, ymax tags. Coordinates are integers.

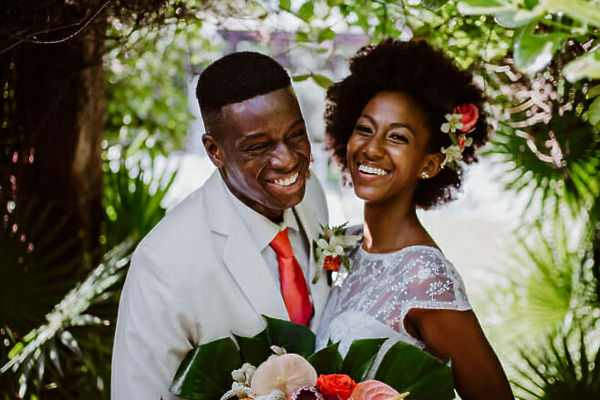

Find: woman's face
<box><xmin>346</xmin><ymin>91</ymin><xmax>437</xmax><ymax>205</ymax></box>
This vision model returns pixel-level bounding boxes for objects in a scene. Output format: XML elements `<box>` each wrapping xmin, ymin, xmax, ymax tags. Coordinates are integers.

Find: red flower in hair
<box><xmin>453</xmin><ymin>104</ymin><xmax>478</xmax><ymax>132</ymax></box>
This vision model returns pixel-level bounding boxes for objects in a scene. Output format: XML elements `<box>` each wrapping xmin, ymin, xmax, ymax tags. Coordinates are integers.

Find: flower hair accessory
<box><xmin>440</xmin><ymin>103</ymin><xmax>478</xmax><ymax>169</ymax></box>
<box><xmin>312</xmin><ymin>223</ymin><xmax>360</xmax><ymax>285</ymax></box>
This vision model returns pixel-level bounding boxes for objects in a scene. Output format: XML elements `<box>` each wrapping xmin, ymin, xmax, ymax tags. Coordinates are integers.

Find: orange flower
<box><xmin>316</xmin><ymin>374</ymin><xmax>356</xmax><ymax>400</ymax></box>
<box><xmin>323</xmin><ymin>255</ymin><xmax>341</xmax><ymax>272</ymax></box>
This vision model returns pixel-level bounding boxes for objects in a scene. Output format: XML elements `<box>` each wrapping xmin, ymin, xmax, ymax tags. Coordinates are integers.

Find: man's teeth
<box><xmin>273</xmin><ymin>172</ymin><xmax>299</xmax><ymax>186</ymax></box>
<box><xmin>359</xmin><ymin>164</ymin><xmax>388</xmax><ymax>176</ymax></box>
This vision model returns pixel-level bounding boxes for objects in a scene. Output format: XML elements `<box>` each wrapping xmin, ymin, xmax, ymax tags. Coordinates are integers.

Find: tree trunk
<box><xmin>9</xmin><ymin>16</ymin><xmax>105</xmax><ymax>264</ymax></box>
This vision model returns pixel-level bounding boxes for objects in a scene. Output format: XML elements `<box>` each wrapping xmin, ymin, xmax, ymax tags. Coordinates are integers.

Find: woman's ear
<box><xmin>202</xmin><ymin>134</ymin><xmax>225</xmax><ymax>168</ymax></box>
<box><xmin>419</xmin><ymin>153</ymin><xmax>445</xmax><ymax>179</ymax></box>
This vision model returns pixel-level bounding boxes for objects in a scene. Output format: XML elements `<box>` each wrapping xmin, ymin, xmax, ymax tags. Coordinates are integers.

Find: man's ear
<box><xmin>419</xmin><ymin>152</ymin><xmax>445</xmax><ymax>179</ymax></box>
<box><xmin>202</xmin><ymin>134</ymin><xmax>225</xmax><ymax>168</ymax></box>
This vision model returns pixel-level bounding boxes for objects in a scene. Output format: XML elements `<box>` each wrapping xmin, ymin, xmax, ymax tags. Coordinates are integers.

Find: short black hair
<box><xmin>196</xmin><ymin>51</ymin><xmax>291</xmax><ymax>114</ymax></box>
<box><xmin>325</xmin><ymin>38</ymin><xmax>490</xmax><ymax>209</ymax></box>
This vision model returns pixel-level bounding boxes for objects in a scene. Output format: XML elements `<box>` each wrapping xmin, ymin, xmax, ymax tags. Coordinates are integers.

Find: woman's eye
<box><xmin>355</xmin><ymin>125</ymin><xmax>372</xmax><ymax>134</ymax></box>
<box><xmin>389</xmin><ymin>133</ymin><xmax>409</xmax><ymax>143</ymax></box>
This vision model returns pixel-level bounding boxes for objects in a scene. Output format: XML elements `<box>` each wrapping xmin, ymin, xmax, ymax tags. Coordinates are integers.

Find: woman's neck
<box><xmin>362</xmin><ymin>200</ymin><xmax>435</xmax><ymax>253</ymax></box>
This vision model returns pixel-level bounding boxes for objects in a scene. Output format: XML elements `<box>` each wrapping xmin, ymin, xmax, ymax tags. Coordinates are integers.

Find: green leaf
<box><xmin>587</xmin><ymin>85</ymin><xmax>600</xmax><ymax>99</ymax></box>
<box><xmin>494</xmin><ymin>9</ymin><xmax>540</xmax><ymax>28</ymax></box>
<box><xmin>8</xmin><ymin>342</ymin><xmax>24</xmax><ymax>359</ymax></box>
<box><xmin>307</xmin><ymin>342</ymin><xmax>343</xmax><ymax>374</ymax></box>
<box><xmin>341</xmin><ymin>338</ymin><xmax>387</xmax><ymax>382</ymax></box>
<box><xmin>513</xmin><ymin>25</ymin><xmax>568</xmax><ymax>75</ymax></box>
<box><xmin>292</xmin><ymin>74</ymin><xmax>311</xmax><ymax>82</ymax></box>
<box><xmin>311</xmin><ymin>74</ymin><xmax>333</xmax><ymax>89</ymax></box>
<box><xmin>545</xmin><ymin>0</ymin><xmax>600</xmax><ymax>28</ymax></box>
<box><xmin>279</xmin><ymin>0</ymin><xmax>291</xmax><ymax>11</ymax></box>
<box><xmin>297</xmin><ymin>1</ymin><xmax>315</xmax><ymax>22</ymax></box>
<box><xmin>317</xmin><ymin>27</ymin><xmax>336</xmax><ymax>43</ymax></box>
<box><xmin>456</xmin><ymin>0</ymin><xmax>511</xmax><ymax>15</ymax></box>
<box><xmin>374</xmin><ymin>341</ymin><xmax>454</xmax><ymax>399</ymax></box>
<box><xmin>234</xmin><ymin>330</ymin><xmax>271</xmax><ymax>366</ymax></box>
<box><xmin>170</xmin><ymin>337</ymin><xmax>242</xmax><ymax>400</ymax></box>
<box><xmin>264</xmin><ymin>316</ymin><xmax>315</xmax><ymax>357</ymax></box>
<box><xmin>295</xmin><ymin>31</ymin><xmax>310</xmax><ymax>42</ymax></box>
<box><xmin>524</xmin><ymin>0</ymin><xmax>539</xmax><ymax>9</ymax></box>
<box><xmin>421</xmin><ymin>0</ymin><xmax>449</xmax><ymax>11</ymax></box>
<box><xmin>563</xmin><ymin>50</ymin><xmax>600</xmax><ymax>82</ymax></box>
<box><xmin>586</xmin><ymin>96</ymin><xmax>600</xmax><ymax>128</ymax></box>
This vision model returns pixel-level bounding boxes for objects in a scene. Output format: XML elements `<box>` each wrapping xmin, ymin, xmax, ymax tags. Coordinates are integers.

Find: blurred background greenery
<box><xmin>1</xmin><ymin>0</ymin><xmax>599</xmax><ymax>398</ymax></box>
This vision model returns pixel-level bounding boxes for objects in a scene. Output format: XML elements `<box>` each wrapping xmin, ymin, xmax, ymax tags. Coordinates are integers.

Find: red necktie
<box><xmin>270</xmin><ymin>228</ymin><xmax>312</xmax><ymax>326</ymax></box>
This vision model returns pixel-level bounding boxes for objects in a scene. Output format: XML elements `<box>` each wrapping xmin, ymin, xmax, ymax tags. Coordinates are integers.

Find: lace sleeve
<box><xmin>399</xmin><ymin>247</ymin><xmax>471</xmax><ymax>320</ymax></box>
<box><xmin>326</xmin><ymin>245</ymin><xmax>472</xmax><ymax>341</ymax></box>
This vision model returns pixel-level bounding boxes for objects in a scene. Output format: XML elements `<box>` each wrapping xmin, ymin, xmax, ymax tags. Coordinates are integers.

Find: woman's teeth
<box><xmin>273</xmin><ymin>172</ymin><xmax>299</xmax><ymax>186</ymax></box>
<box><xmin>358</xmin><ymin>164</ymin><xmax>388</xmax><ymax>176</ymax></box>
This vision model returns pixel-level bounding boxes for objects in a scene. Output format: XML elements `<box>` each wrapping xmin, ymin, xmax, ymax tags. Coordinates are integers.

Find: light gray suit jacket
<box><xmin>111</xmin><ymin>170</ymin><xmax>329</xmax><ymax>399</ymax></box>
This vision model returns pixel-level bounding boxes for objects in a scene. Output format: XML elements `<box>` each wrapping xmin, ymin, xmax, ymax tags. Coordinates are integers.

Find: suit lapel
<box><xmin>293</xmin><ymin>202</ymin><xmax>331</xmax><ymax>332</ymax></box>
<box><xmin>205</xmin><ymin>172</ymin><xmax>289</xmax><ymax>321</ymax></box>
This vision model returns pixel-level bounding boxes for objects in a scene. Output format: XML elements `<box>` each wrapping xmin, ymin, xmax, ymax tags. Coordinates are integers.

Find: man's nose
<box><xmin>270</xmin><ymin>142</ymin><xmax>297</xmax><ymax>170</ymax></box>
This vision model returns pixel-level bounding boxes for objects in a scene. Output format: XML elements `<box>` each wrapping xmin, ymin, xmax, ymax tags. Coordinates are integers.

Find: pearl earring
<box><xmin>421</xmin><ymin>171</ymin><xmax>429</xmax><ymax>179</ymax></box>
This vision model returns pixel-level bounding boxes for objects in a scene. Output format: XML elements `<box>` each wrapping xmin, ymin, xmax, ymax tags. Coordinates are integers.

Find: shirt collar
<box><xmin>225</xmin><ymin>186</ymin><xmax>299</xmax><ymax>251</ymax></box>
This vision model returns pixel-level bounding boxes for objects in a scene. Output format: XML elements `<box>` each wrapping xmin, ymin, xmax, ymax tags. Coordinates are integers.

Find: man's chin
<box><xmin>266</xmin><ymin>185</ymin><xmax>307</xmax><ymax>210</ymax></box>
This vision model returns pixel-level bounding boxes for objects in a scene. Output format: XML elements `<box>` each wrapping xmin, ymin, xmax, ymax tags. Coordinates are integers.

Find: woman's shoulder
<box><xmin>399</xmin><ymin>245</ymin><xmax>462</xmax><ymax>279</ymax></box>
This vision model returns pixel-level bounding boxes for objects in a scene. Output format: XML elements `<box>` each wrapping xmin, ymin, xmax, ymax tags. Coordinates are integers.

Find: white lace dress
<box><xmin>316</xmin><ymin>243</ymin><xmax>471</xmax><ymax>375</ymax></box>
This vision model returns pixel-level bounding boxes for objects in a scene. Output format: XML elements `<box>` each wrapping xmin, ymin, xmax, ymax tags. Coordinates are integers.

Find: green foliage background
<box><xmin>1</xmin><ymin>0</ymin><xmax>599</xmax><ymax>398</ymax></box>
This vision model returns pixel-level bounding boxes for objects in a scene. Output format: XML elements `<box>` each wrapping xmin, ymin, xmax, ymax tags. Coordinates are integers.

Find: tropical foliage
<box><xmin>1</xmin><ymin>0</ymin><xmax>599</xmax><ymax>398</ymax></box>
<box><xmin>171</xmin><ymin>316</ymin><xmax>454</xmax><ymax>400</ymax></box>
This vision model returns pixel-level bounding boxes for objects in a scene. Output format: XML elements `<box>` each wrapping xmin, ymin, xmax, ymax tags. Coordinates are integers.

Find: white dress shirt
<box><xmin>226</xmin><ymin>188</ymin><xmax>312</xmax><ymax>288</ymax></box>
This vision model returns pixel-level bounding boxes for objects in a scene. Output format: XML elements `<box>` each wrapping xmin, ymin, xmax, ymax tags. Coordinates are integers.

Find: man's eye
<box><xmin>289</xmin><ymin>129</ymin><xmax>306</xmax><ymax>139</ymax></box>
<box><xmin>246</xmin><ymin>143</ymin><xmax>269</xmax><ymax>152</ymax></box>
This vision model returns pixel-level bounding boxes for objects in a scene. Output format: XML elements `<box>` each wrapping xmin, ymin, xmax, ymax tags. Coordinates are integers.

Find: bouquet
<box><xmin>170</xmin><ymin>317</ymin><xmax>455</xmax><ymax>400</ymax></box>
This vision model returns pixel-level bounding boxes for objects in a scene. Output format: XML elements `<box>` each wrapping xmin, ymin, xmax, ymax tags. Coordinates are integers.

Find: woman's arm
<box><xmin>406</xmin><ymin>308</ymin><xmax>514</xmax><ymax>400</ymax></box>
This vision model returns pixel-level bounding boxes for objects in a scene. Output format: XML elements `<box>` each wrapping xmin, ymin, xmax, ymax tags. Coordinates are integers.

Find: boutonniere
<box><xmin>311</xmin><ymin>223</ymin><xmax>360</xmax><ymax>285</ymax></box>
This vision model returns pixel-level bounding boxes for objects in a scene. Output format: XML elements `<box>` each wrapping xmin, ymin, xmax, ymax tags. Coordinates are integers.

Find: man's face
<box><xmin>203</xmin><ymin>87</ymin><xmax>311</xmax><ymax>221</ymax></box>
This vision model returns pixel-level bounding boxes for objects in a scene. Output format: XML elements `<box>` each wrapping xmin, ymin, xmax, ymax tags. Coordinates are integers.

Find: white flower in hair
<box><xmin>441</xmin><ymin>113</ymin><xmax>464</xmax><ymax>133</ymax></box>
<box><xmin>441</xmin><ymin>145</ymin><xmax>463</xmax><ymax>168</ymax></box>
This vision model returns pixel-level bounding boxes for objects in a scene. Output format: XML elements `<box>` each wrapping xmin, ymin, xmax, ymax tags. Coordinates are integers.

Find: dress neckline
<box><xmin>358</xmin><ymin>244</ymin><xmax>443</xmax><ymax>258</ymax></box>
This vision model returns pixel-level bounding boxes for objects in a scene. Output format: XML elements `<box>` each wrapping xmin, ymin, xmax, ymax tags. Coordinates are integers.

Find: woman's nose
<box><xmin>363</xmin><ymin>135</ymin><xmax>384</xmax><ymax>159</ymax></box>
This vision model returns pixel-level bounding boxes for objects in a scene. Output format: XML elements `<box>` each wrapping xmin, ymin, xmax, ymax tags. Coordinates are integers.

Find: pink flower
<box><xmin>457</xmin><ymin>136</ymin><xmax>465</xmax><ymax>148</ymax></box>
<box><xmin>453</xmin><ymin>104</ymin><xmax>478</xmax><ymax>133</ymax></box>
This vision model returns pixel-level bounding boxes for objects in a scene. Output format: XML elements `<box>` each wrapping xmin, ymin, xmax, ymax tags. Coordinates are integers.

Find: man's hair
<box><xmin>196</xmin><ymin>51</ymin><xmax>291</xmax><ymax>114</ymax></box>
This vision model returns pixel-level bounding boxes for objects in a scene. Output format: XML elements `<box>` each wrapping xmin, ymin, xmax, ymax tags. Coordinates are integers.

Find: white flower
<box><xmin>232</xmin><ymin>362</ymin><xmax>256</xmax><ymax>385</ymax></box>
<box><xmin>441</xmin><ymin>113</ymin><xmax>464</xmax><ymax>133</ymax></box>
<box><xmin>312</xmin><ymin>223</ymin><xmax>360</xmax><ymax>284</ymax></box>
<box><xmin>441</xmin><ymin>145</ymin><xmax>463</xmax><ymax>167</ymax></box>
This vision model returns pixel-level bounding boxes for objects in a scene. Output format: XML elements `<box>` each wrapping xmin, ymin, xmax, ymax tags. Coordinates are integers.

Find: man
<box><xmin>111</xmin><ymin>52</ymin><xmax>329</xmax><ymax>399</ymax></box>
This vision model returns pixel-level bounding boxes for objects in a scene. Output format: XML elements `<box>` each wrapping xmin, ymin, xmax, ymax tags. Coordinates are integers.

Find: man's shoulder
<box><xmin>137</xmin><ymin>173</ymin><xmax>221</xmax><ymax>250</ymax></box>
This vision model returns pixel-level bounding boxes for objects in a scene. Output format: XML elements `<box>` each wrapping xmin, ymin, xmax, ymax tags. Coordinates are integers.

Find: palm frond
<box><xmin>1</xmin><ymin>238</ymin><xmax>134</xmax><ymax>399</ymax></box>
<box><xmin>512</xmin><ymin>327</ymin><xmax>600</xmax><ymax>399</ymax></box>
<box><xmin>485</xmin><ymin>216</ymin><xmax>595</xmax><ymax>349</ymax></box>
<box><xmin>0</xmin><ymin>197</ymin><xmax>82</xmax><ymax>335</ymax></box>
<box><xmin>103</xmin><ymin>156</ymin><xmax>177</xmax><ymax>249</ymax></box>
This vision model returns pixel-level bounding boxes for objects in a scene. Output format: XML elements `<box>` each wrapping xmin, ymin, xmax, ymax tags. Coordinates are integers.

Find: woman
<box><xmin>316</xmin><ymin>39</ymin><xmax>514</xmax><ymax>399</ymax></box>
